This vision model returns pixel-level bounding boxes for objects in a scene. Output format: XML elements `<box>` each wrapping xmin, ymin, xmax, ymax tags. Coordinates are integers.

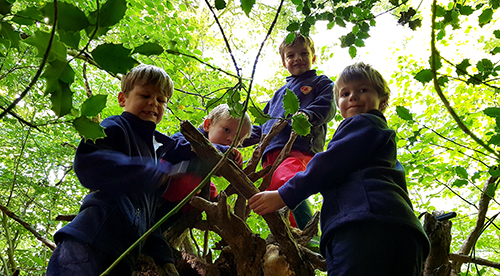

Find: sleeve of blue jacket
<box><xmin>278</xmin><ymin>114</ymin><xmax>386</xmax><ymax>209</ymax></box>
<box><xmin>74</xmin><ymin>123</ymin><xmax>172</xmax><ymax>193</ymax></box>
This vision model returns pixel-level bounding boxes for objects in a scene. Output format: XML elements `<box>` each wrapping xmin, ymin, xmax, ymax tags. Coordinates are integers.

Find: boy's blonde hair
<box><xmin>121</xmin><ymin>64</ymin><xmax>174</xmax><ymax>99</ymax></box>
<box><xmin>334</xmin><ymin>62</ymin><xmax>390</xmax><ymax>112</ymax></box>
<box><xmin>279</xmin><ymin>32</ymin><xmax>315</xmax><ymax>63</ymax></box>
<box><xmin>208</xmin><ymin>104</ymin><xmax>252</xmax><ymax>139</ymax></box>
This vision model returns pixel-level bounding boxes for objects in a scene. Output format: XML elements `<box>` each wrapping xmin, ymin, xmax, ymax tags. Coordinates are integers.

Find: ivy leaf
<box><xmin>241</xmin><ymin>0</ymin><xmax>255</xmax><ymax>17</ymax></box>
<box><xmin>478</xmin><ymin>8</ymin><xmax>493</xmax><ymax>27</ymax></box>
<box><xmin>73</xmin><ymin>116</ymin><xmax>107</xmax><ymax>142</ymax></box>
<box><xmin>455</xmin><ymin>166</ymin><xmax>468</xmax><ymax>179</ymax></box>
<box><xmin>452</xmin><ymin>179</ymin><xmax>468</xmax><ymax>188</ymax></box>
<box><xmin>283</xmin><ymin>88</ymin><xmax>300</xmax><ymax>117</ymax></box>
<box><xmin>456</xmin><ymin>59</ymin><xmax>470</xmax><ymax>76</ymax></box>
<box><xmin>214</xmin><ymin>0</ymin><xmax>226</xmax><ymax>10</ymax></box>
<box><xmin>81</xmin><ymin>95</ymin><xmax>107</xmax><ymax>117</ymax></box>
<box><xmin>0</xmin><ymin>0</ymin><xmax>11</xmax><ymax>15</ymax></box>
<box><xmin>91</xmin><ymin>43</ymin><xmax>138</xmax><ymax>75</ymax></box>
<box><xmin>483</xmin><ymin>107</ymin><xmax>500</xmax><ymax>118</ymax></box>
<box><xmin>414</xmin><ymin>69</ymin><xmax>433</xmax><ymax>84</ymax></box>
<box><xmin>396</xmin><ymin>106</ymin><xmax>413</xmax><ymax>121</ymax></box>
<box><xmin>348</xmin><ymin>45</ymin><xmax>357</xmax><ymax>58</ymax></box>
<box><xmin>50</xmin><ymin>81</ymin><xmax>73</xmax><ymax>117</ymax></box>
<box><xmin>292</xmin><ymin>113</ymin><xmax>312</xmax><ymax>136</ymax></box>
<box><xmin>489</xmin><ymin>166</ymin><xmax>500</xmax><ymax>177</ymax></box>
<box><xmin>41</xmin><ymin>59</ymin><xmax>75</xmax><ymax>94</ymax></box>
<box><xmin>133</xmin><ymin>43</ymin><xmax>164</xmax><ymax>56</ymax></box>
<box><xmin>24</xmin><ymin>30</ymin><xmax>67</xmax><ymax>61</ymax></box>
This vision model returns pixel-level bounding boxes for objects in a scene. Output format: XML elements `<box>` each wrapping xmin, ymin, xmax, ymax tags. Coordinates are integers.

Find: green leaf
<box><xmin>340</xmin><ymin>32</ymin><xmax>355</xmax><ymax>47</ymax></box>
<box><xmin>58</xmin><ymin>30</ymin><xmax>81</xmax><ymax>49</ymax></box>
<box><xmin>348</xmin><ymin>45</ymin><xmax>356</xmax><ymax>58</ymax></box>
<box><xmin>396</xmin><ymin>106</ymin><xmax>413</xmax><ymax>121</ymax></box>
<box><xmin>483</xmin><ymin>107</ymin><xmax>500</xmax><ymax>118</ymax></box>
<box><xmin>456</xmin><ymin>59</ymin><xmax>470</xmax><ymax>76</ymax></box>
<box><xmin>0</xmin><ymin>21</ymin><xmax>20</xmax><ymax>49</ymax></box>
<box><xmin>241</xmin><ymin>0</ymin><xmax>255</xmax><ymax>17</ymax></box>
<box><xmin>215</xmin><ymin>0</ymin><xmax>226</xmax><ymax>10</ymax></box>
<box><xmin>489</xmin><ymin>166</ymin><xmax>500</xmax><ymax>177</ymax></box>
<box><xmin>0</xmin><ymin>0</ymin><xmax>11</xmax><ymax>15</ymax></box>
<box><xmin>24</xmin><ymin>30</ymin><xmax>67</xmax><ymax>61</ymax></box>
<box><xmin>12</xmin><ymin>7</ymin><xmax>43</xmax><ymax>25</ymax></box>
<box><xmin>248</xmin><ymin>105</ymin><xmax>270</xmax><ymax>125</ymax></box>
<box><xmin>291</xmin><ymin>0</ymin><xmax>302</xmax><ymax>5</ymax></box>
<box><xmin>73</xmin><ymin>116</ymin><xmax>107</xmax><ymax>142</ymax></box>
<box><xmin>452</xmin><ymin>179</ymin><xmax>468</xmax><ymax>188</ymax></box>
<box><xmin>455</xmin><ymin>166</ymin><xmax>468</xmax><ymax>179</ymax></box>
<box><xmin>494</xmin><ymin>30</ymin><xmax>500</xmax><ymax>39</ymax></box>
<box><xmin>57</xmin><ymin>2</ymin><xmax>90</xmax><ymax>32</ymax></box>
<box><xmin>486</xmin><ymin>181</ymin><xmax>497</xmax><ymax>198</ymax></box>
<box><xmin>133</xmin><ymin>43</ymin><xmax>164</xmax><ymax>56</ymax></box>
<box><xmin>478</xmin><ymin>8</ymin><xmax>493</xmax><ymax>27</ymax></box>
<box><xmin>99</xmin><ymin>0</ymin><xmax>127</xmax><ymax>27</ymax></box>
<box><xmin>50</xmin><ymin>81</ymin><xmax>73</xmax><ymax>117</ymax></box>
<box><xmin>41</xmin><ymin>59</ymin><xmax>75</xmax><ymax>94</ymax></box>
<box><xmin>91</xmin><ymin>43</ymin><xmax>138</xmax><ymax>75</ymax></box>
<box><xmin>488</xmin><ymin>134</ymin><xmax>500</xmax><ymax>145</ymax></box>
<box><xmin>81</xmin><ymin>95</ymin><xmax>107</xmax><ymax>117</ymax></box>
<box><xmin>292</xmin><ymin>113</ymin><xmax>312</xmax><ymax>136</ymax></box>
<box><xmin>335</xmin><ymin>17</ymin><xmax>346</xmax><ymax>28</ymax></box>
<box><xmin>459</xmin><ymin>5</ymin><xmax>474</xmax><ymax>15</ymax></box>
<box><xmin>283</xmin><ymin>88</ymin><xmax>300</xmax><ymax>117</ymax></box>
<box><xmin>414</xmin><ymin>69</ymin><xmax>433</xmax><ymax>84</ymax></box>
<box><xmin>286</xmin><ymin>22</ymin><xmax>300</xmax><ymax>32</ymax></box>
<box><xmin>285</xmin><ymin>32</ymin><xmax>295</xmax><ymax>44</ymax></box>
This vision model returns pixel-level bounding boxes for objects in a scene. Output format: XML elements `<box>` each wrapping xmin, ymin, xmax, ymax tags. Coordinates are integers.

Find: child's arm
<box><xmin>277</xmin><ymin>113</ymin><xmax>391</xmax><ymax>209</ymax></box>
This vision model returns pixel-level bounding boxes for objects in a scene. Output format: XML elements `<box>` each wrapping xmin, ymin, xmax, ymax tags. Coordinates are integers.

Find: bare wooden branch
<box><xmin>452</xmin><ymin>173</ymin><xmax>499</xmax><ymax>271</ymax></box>
<box><xmin>244</xmin><ymin>119</ymin><xmax>287</xmax><ymax>174</ymax></box>
<box><xmin>180</xmin><ymin>120</ymin><xmax>315</xmax><ymax>275</ymax></box>
<box><xmin>423</xmin><ymin>212</ymin><xmax>452</xmax><ymax>276</ymax></box>
<box><xmin>260</xmin><ymin>131</ymin><xmax>298</xmax><ymax>191</ymax></box>
<box><xmin>449</xmin><ymin>253</ymin><xmax>500</xmax><ymax>269</ymax></box>
<box><xmin>0</xmin><ymin>203</ymin><xmax>56</xmax><ymax>250</ymax></box>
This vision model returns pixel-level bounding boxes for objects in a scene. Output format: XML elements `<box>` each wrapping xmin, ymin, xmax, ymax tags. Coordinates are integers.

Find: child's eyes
<box><xmin>224</xmin><ymin>128</ymin><xmax>231</xmax><ymax>133</ymax></box>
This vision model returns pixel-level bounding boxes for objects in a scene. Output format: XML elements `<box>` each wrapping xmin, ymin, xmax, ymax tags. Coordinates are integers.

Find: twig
<box><xmin>450</xmin><ymin>253</ymin><xmax>500</xmax><ymax>269</ymax></box>
<box><xmin>260</xmin><ymin>131</ymin><xmax>298</xmax><ymax>191</ymax></box>
<box><xmin>0</xmin><ymin>203</ymin><xmax>56</xmax><ymax>250</ymax></box>
<box><xmin>0</xmin><ymin>0</ymin><xmax>58</xmax><ymax>120</ymax></box>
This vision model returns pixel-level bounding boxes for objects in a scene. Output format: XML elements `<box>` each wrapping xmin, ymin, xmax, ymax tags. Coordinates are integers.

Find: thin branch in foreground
<box><xmin>449</xmin><ymin>253</ymin><xmax>500</xmax><ymax>270</ymax></box>
<box><xmin>0</xmin><ymin>203</ymin><xmax>56</xmax><ymax>250</ymax></box>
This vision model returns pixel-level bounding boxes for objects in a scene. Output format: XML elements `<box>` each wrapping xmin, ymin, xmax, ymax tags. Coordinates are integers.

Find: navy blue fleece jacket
<box><xmin>278</xmin><ymin>110</ymin><xmax>429</xmax><ymax>255</ymax></box>
<box><xmin>55</xmin><ymin>112</ymin><xmax>193</xmax><ymax>266</ymax></box>
<box><xmin>258</xmin><ymin>70</ymin><xmax>335</xmax><ymax>157</ymax></box>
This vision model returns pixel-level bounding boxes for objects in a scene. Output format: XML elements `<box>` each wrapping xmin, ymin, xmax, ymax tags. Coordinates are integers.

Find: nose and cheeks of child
<box><xmin>118</xmin><ymin>84</ymin><xmax>168</xmax><ymax>125</ymax></box>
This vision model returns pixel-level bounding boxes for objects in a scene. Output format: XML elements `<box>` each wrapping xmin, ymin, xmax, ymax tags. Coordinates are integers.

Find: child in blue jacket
<box><xmin>257</xmin><ymin>32</ymin><xmax>336</xmax><ymax>229</ymax></box>
<box><xmin>47</xmin><ymin>65</ymin><xmax>200</xmax><ymax>276</ymax></box>
<box><xmin>250</xmin><ymin>62</ymin><xmax>430</xmax><ymax>275</ymax></box>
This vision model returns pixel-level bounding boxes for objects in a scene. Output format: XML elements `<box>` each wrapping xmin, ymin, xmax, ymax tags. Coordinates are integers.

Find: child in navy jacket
<box><xmin>255</xmin><ymin>32</ymin><xmax>336</xmax><ymax>229</ymax></box>
<box><xmin>250</xmin><ymin>62</ymin><xmax>430</xmax><ymax>275</ymax></box>
<box><xmin>47</xmin><ymin>65</ymin><xmax>197</xmax><ymax>276</ymax></box>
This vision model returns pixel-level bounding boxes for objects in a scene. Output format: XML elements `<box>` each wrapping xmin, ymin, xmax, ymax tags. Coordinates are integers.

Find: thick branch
<box><xmin>0</xmin><ymin>203</ymin><xmax>56</xmax><ymax>250</ymax></box>
<box><xmin>180</xmin><ymin>120</ymin><xmax>315</xmax><ymax>275</ymax></box>
<box><xmin>449</xmin><ymin>253</ymin><xmax>500</xmax><ymax>270</ymax></box>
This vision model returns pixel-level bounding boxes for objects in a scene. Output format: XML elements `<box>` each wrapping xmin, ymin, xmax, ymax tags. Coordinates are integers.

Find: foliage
<box><xmin>0</xmin><ymin>0</ymin><xmax>499</xmax><ymax>275</ymax></box>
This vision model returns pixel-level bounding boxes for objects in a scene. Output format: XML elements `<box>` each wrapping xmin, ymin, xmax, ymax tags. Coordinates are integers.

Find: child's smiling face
<box><xmin>118</xmin><ymin>84</ymin><xmax>168</xmax><ymax>124</ymax></box>
<box><xmin>337</xmin><ymin>79</ymin><xmax>385</xmax><ymax>119</ymax></box>
<box><xmin>282</xmin><ymin>44</ymin><xmax>316</xmax><ymax>76</ymax></box>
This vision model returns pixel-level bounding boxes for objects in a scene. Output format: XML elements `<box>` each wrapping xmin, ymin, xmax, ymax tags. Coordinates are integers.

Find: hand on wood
<box><xmin>248</xmin><ymin>190</ymin><xmax>286</xmax><ymax>215</ymax></box>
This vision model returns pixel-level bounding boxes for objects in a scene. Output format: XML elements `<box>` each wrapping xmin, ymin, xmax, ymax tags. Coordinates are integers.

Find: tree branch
<box><xmin>449</xmin><ymin>253</ymin><xmax>500</xmax><ymax>270</ymax></box>
<box><xmin>0</xmin><ymin>203</ymin><xmax>56</xmax><ymax>250</ymax></box>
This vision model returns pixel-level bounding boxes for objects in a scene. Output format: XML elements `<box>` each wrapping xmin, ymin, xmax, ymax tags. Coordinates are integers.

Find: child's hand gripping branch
<box><xmin>248</xmin><ymin>190</ymin><xmax>285</xmax><ymax>216</ymax></box>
